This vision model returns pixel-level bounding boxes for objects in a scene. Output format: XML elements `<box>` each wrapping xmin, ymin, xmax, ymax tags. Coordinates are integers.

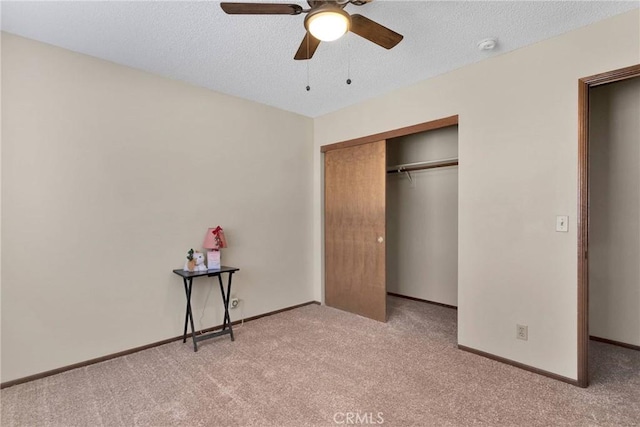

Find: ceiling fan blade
<box><xmin>294</xmin><ymin>32</ymin><xmax>321</xmax><ymax>60</ymax></box>
<box><xmin>220</xmin><ymin>3</ymin><xmax>303</xmax><ymax>15</ymax></box>
<box><xmin>349</xmin><ymin>14</ymin><xmax>403</xmax><ymax>49</ymax></box>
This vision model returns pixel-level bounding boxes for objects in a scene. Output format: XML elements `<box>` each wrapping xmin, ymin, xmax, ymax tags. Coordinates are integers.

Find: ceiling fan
<box><xmin>220</xmin><ymin>0</ymin><xmax>403</xmax><ymax>60</ymax></box>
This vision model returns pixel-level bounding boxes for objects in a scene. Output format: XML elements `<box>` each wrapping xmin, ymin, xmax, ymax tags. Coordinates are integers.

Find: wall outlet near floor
<box><xmin>230</xmin><ymin>298</ymin><xmax>240</xmax><ymax>309</ymax></box>
<box><xmin>516</xmin><ymin>324</ymin><xmax>528</xmax><ymax>341</ymax></box>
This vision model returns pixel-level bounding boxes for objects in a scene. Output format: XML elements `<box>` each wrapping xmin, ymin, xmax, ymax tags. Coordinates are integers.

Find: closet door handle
<box><xmin>377</xmin><ymin>236</ymin><xmax>384</xmax><ymax>243</ymax></box>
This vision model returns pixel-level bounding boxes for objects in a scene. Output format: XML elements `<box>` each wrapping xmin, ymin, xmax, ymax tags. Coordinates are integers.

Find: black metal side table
<box><xmin>172</xmin><ymin>266</ymin><xmax>240</xmax><ymax>352</ymax></box>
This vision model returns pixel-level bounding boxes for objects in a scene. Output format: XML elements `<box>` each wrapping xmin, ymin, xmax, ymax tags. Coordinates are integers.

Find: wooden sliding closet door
<box><xmin>324</xmin><ymin>140</ymin><xmax>386</xmax><ymax>322</ymax></box>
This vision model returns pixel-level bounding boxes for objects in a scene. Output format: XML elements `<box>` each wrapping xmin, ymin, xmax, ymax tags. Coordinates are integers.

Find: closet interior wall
<box><xmin>386</xmin><ymin>126</ymin><xmax>459</xmax><ymax>307</ymax></box>
<box><xmin>589</xmin><ymin>77</ymin><xmax>640</xmax><ymax>347</ymax></box>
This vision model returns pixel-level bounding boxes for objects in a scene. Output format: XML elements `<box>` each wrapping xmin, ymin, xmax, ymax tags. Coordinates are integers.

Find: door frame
<box><xmin>320</xmin><ymin>115</ymin><xmax>458</xmax><ymax>154</ymax></box>
<box><xmin>577</xmin><ymin>64</ymin><xmax>640</xmax><ymax>388</ymax></box>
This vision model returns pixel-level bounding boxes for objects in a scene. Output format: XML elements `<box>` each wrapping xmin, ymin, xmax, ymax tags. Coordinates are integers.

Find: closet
<box><xmin>323</xmin><ymin>116</ymin><xmax>459</xmax><ymax>321</ymax></box>
<box><xmin>386</xmin><ymin>126</ymin><xmax>459</xmax><ymax>307</ymax></box>
<box><xmin>588</xmin><ymin>77</ymin><xmax>640</xmax><ymax>349</ymax></box>
<box><xmin>576</xmin><ymin>64</ymin><xmax>639</xmax><ymax>386</ymax></box>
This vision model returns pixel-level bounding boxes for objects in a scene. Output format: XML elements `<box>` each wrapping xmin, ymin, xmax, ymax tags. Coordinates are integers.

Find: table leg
<box><xmin>218</xmin><ymin>273</ymin><xmax>235</xmax><ymax>342</ymax></box>
<box><xmin>227</xmin><ymin>273</ymin><xmax>235</xmax><ymax>341</ymax></box>
<box><xmin>183</xmin><ymin>277</ymin><xmax>198</xmax><ymax>352</ymax></box>
<box><xmin>182</xmin><ymin>278</ymin><xmax>191</xmax><ymax>343</ymax></box>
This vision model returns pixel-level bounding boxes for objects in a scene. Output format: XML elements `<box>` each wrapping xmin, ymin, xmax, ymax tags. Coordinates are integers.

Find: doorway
<box><xmin>386</xmin><ymin>126</ymin><xmax>459</xmax><ymax>308</ymax></box>
<box><xmin>322</xmin><ymin>115</ymin><xmax>458</xmax><ymax>322</ymax></box>
<box><xmin>577</xmin><ymin>64</ymin><xmax>640</xmax><ymax>387</ymax></box>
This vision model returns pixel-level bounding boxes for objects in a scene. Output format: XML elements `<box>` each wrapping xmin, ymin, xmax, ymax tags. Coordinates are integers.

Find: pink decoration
<box><xmin>203</xmin><ymin>226</ymin><xmax>227</xmax><ymax>250</ymax></box>
<box><xmin>207</xmin><ymin>250</ymin><xmax>221</xmax><ymax>270</ymax></box>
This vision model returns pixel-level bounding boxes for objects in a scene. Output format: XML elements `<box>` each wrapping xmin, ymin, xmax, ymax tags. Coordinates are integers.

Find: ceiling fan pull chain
<box><xmin>346</xmin><ymin>36</ymin><xmax>352</xmax><ymax>85</ymax></box>
<box><xmin>306</xmin><ymin>35</ymin><xmax>311</xmax><ymax>91</ymax></box>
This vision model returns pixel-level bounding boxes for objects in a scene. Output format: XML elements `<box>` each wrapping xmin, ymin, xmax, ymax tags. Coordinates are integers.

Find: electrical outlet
<box><xmin>517</xmin><ymin>324</ymin><xmax>528</xmax><ymax>341</ymax></box>
<box><xmin>230</xmin><ymin>298</ymin><xmax>240</xmax><ymax>309</ymax></box>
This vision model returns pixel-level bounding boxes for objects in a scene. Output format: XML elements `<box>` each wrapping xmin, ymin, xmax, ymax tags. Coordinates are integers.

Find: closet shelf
<box><xmin>387</xmin><ymin>157</ymin><xmax>459</xmax><ymax>174</ymax></box>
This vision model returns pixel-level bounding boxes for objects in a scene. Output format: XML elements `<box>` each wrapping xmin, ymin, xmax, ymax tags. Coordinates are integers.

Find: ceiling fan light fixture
<box><xmin>305</xmin><ymin>7</ymin><xmax>351</xmax><ymax>42</ymax></box>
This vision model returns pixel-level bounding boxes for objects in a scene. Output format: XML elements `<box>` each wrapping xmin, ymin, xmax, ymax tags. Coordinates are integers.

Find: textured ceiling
<box><xmin>2</xmin><ymin>1</ymin><xmax>638</xmax><ymax>117</ymax></box>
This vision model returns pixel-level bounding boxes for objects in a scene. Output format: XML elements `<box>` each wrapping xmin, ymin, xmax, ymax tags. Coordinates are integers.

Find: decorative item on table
<box><xmin>207</xmin><ymin>249</ymin><xmax>221</xmax><ymax>270</ymax></box>
<box><xmin>203</xmin><ymin>226</ymin><xmax>227</xmax><ymax>270</ymax></box>
<box><xmin>183</xmin><ymin>249</ymin><xmax>207</xmax><ymax>272</ymax></box>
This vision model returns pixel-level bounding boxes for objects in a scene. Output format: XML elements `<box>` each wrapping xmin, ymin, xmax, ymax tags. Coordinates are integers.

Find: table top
<box><xmin>172</xmin><ymin>266</ymin><xmax>240</xmax><ymax>279</ymax></box>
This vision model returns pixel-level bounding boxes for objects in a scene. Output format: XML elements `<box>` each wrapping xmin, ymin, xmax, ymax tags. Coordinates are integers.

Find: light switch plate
<box><xmin>556</xmin><ymin>215</ymin><xmax>569</xmax><ymax>232</ymax></box>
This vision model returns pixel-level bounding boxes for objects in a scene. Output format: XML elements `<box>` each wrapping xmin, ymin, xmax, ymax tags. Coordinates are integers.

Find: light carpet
<box><xmin>1</xmin><ymin>296</ymin><xmax>639</xmax><ymax>426</ymax></box>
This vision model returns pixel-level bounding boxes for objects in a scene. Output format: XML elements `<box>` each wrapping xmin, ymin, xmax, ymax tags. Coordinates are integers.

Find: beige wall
<box><xmin>1</xmin><ymin>34</ymin><xmax>314</xmax><ymax>382</ymax></box>
<box><xmin>314</xmin><ymin>10</ymin><xmax>640</xmax><ymax>380</ymax></box>
<box><xmin>0</xmin><ymin>31</ymin><xmax>4</xmax><ymax>376</ymax></box>
<box><xmin>386</xmin><ymin>127</ymin><xmax>458</xmax><ymax>306</ymax></box>
<box><xmin>589</xmin><ymin>77</ymin><xmax>640</xmax><ymax>346</ymax></box>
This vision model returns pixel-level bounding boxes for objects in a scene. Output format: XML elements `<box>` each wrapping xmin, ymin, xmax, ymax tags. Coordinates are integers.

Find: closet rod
<box><xmin>387</xmin><ymin>157</ymin><xmax>459</xmax><ymax>174</ymax></box>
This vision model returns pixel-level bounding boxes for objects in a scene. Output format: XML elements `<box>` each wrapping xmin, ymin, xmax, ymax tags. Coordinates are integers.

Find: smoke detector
<box><xmin>477</xmin><ymin>38</ymin><xmax>497</xmax><ymax>51</ymax></box>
